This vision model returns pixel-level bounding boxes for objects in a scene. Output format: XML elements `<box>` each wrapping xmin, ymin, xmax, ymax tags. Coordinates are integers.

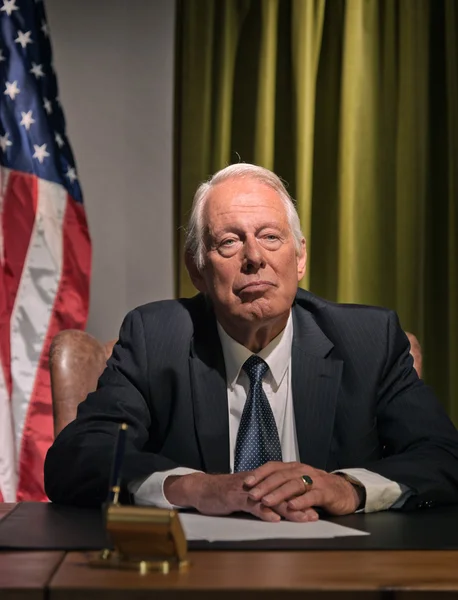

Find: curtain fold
<box><xmin>175</xmin><ymin>0</ymin><xmax>215</xmax><ymax>298</ymax></box>
<box><xmin>254</xmin><ymin>0</ymin><xmax>279</xmax><ymax>169</ymax></box>
<box><xmin>337</xmin><ymin>0</ymin><xmax>381</xmax><ymax>303</ymax></box>
<box><xmin>291</xmin><ymin>0</ymin><xmax>325</xmax><ymax>287</ymax></box>
<box><xmin>212</xmin><ymin>1</ymin><xmax>244</xmax><ymax>170</ymax></box>
<box><xmin>395</xmin><ymin>0</ymin><xmax>429</xmax><ymax>335</ymax></box>
<box><xmin>444</xmin><ymin>0</ymin><xmax>458</xmax><ymax>421</ymax></box>
<box><xmin>175</xmin><ymin>0</ymin><xmax>458</xmax><ymax>416</ymax></box>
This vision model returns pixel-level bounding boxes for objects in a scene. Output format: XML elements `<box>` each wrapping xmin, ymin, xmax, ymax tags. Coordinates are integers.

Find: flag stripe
<box><xmin>17</xmin><ymin>193</ymin><xmax>90</xmax><ymax>500</ymax></box>
<box><xmin>0</xmin><ymin>363</ymin><xmax>16</xmax><ymax>501</ymax></box>
<box><xmin>0</xmin><ymin>168</ymin><xmax>12</xmax><ymax>390</ymax></box>
<box><xmin>10</xmin><ymin>177</ymin><xmax>66</xmax><ymax>467</ymax></box>
<box><xmin>56</xmin><ymin>197</ymin><xmax>91</xmax><ymax>326</ymax></box>
<box><xmin>0</xmin><ymin>167</ymin><xmax>16</xmax><ymax>501</ymax></box>
<box><xmin>0</xmin><ymin>167</ymin><xmax>11</xmax><ymax>264</ymax></box>
<box><xmin>2</xmin><ymin>170</ymin><xmax>38</xmax><ymax>397</ymax></box>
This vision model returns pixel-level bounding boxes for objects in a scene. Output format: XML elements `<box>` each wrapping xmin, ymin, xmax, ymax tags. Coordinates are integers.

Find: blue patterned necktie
<box><xmin>234</xmin><ymin>355</ymin><xmax>283</xmax><ymax>472</ymax></box>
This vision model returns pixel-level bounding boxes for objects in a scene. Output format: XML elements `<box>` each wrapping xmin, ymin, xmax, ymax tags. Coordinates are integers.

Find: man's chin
<box><xmin>234</xmin><ymin>296</ymin><xmax>277</xmax><ymax>321</ymax></box>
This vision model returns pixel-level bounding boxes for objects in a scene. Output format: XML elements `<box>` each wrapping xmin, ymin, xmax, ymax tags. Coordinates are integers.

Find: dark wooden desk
<box><xmin>0</xmin><ymin>503</ymin><xmax>65</xmax><ymax>600</ymax></box>
<box><xmin>3</xmin><ymin>503</ymin><xmax>458</xmax><ymax>599</ymax></box>
<box><xmin>49</xmin><ymin>549</ymin><xmax>458</xmax><ymax>600</ymax></box>
<box><xmin>1</xmin><ymin>551</ymin><xmax>65</xmax><ymax>600</ymax></box>
<box><xmin>0</xmin><ymin>504</ymin><xmax>15</xmax><ymax>521</ymax></box>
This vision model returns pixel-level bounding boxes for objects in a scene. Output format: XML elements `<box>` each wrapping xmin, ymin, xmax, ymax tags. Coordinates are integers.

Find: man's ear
<box><xmin>185</xmin><ymin>251</ymin><xmax>207</xmax><ymax>293</ymax></box>
<box><xmin>296</xmin><ymin>238</ymin><xmax>307</xmax><ymax>282</ymax></box>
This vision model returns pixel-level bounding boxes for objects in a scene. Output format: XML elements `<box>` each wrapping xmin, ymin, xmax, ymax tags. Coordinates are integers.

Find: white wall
<box><xmin>46</xmin><ymin>0</ymin><xmax>176</xmax><ymax>341</ymax></box>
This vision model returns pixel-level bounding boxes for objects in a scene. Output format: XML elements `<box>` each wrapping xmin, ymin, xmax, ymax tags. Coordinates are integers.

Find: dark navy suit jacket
<box><xmin>45</xmin><ymin>289</ymin><xmax>458</xmax><ymax>510</ymax></box>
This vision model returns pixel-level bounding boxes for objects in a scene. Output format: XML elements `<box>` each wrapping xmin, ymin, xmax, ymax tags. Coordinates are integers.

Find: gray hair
<box><xmin>184</xmin><ymin>163</ymin><xmax>304</xmax><ymax>270</ymax></box>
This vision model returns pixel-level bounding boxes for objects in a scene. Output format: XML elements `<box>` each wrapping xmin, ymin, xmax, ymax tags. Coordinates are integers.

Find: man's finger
<box><xmin>285</xmin><ymin>508</ymin><xmax>319</xmax><ymax>523</ymax></box>
<box><xmin>244</xmin><ymin>461</ymin><xmax>298</xmax><ymax>487</ymax></box>
<box><xmin>255</xmin><ymin>479</ymin><xmax>309</xmax><ymax>506</ymax></box>
<box><xmin>287</xmin><ymin>489</ymin><xmax>323</xmax><ymax>511</ymax></box>
<box><xmin>272</xmin><ymin>501</ymin><xmax>319</xmax><ymax>522</ymax></box>
<box><xmin>248</xmin><ymin>467</ymin><xmax>315</xmax><ymax>500</ymax></box>
<box><xmin>250</xmin><ymin>501</ymin><xmax>281</xmax><ymax>522</ymax></box>
<box><xmin>245</xmin><ymin>461</ymin><xmax>311</xmax><ymax>490</ymax></box>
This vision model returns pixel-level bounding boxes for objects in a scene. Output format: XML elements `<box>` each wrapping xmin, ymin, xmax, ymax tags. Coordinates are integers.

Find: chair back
<box><xmin>406</xmin><ymin>332</ymin><xmax>422</xmax><ymax>379</ymax></box>
<box><xmin>49</xmin><ymin>330</ymin><xmax>116</xmax><ymax>437</ymax></box>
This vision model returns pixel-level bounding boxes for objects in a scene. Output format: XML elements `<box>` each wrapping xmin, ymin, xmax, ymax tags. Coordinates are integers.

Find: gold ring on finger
<box><xmin>301</xmin><ymin>474</ymin><xmax>313</xmax><ymax>492</ymax></box>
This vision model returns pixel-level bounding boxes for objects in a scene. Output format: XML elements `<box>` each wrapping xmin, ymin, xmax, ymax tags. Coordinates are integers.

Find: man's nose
<box><xmin>242</xmin><ymin>237</ymin><xmax>266</xmax><ymax>271</ymax></box>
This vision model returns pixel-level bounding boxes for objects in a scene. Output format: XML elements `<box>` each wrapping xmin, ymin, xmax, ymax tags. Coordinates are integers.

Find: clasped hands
<box><xmin>164</xmin><ymin>461</ymin><xmax>361</xmax><ymax>522</ymax></box>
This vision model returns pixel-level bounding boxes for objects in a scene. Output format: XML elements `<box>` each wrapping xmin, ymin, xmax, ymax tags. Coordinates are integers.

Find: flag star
<box><xmin>4</xmin><ymin>80</ymin><xmax>20</xmax><ymax>100</ymax></box>
<box><xmin>65</xmin><ymin>167</ymin><xmax>78</xmax><ymax>183</ymax></box>
<box><xmin>30</xmin><ymin>63</ymin><xmax>44</xmax><ymax>78</ymax></box>
<box><xmin>0</xmin><ymin>50</ymin><xmax>5</xmax><ymax>62</ymax></box>
<box><xmin>54</xmin><ymin>132</ymin><xmax>64</xmax><ymax>148</ymax></box>
<box><xmin>0</xmin><ymin>0</ymin><xmax>18</xmax><ymax>16</ymax></box>
<box><xmin>20</xmin><ymin>110</ymin><xmax>35</xmax><ymax>131</ymax></box>
<box><xmin>32</xmin><ymin>143</ymin><xmax>50</xmax><ymax>163</ymax></box>
<box><xmin>41</xmin><ymin>20</ymin><xmax>49</xmax><ymax>38</ymax></box>
<box><xmin>15</xmin><ymin>31</ymin><xmax>33</xmax><ymax>49</ymax></box>
<box><xmin>0</xmin><ymin>132</ymin><xmax>12</xmax><ymax>152</ymax></box>
<box><xmin>43</xmin><ymin>97</ymin><xmax>52</xmax><ymax>114</ymax></box>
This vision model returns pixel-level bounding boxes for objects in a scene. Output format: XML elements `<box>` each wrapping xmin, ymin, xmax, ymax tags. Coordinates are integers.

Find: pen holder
<box><xmin>90</xmin><ymin>504</ymin><xmax>189</xmax><ymax>574</ymax></box>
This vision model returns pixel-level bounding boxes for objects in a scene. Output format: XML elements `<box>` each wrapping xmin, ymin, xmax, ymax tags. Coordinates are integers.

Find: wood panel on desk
<box><xmin>49</xmin><ymin>549</ymin><xmax>458</xmax><ymax>600</ymax></box>
<box><xmin>0</xmin><ymin>551</ymin><xmax>65</xmax><ymax>600</ymax></box>
<box><xmin>0</xmin><ymin>504</ymin><xmax>16</xmax><ymax>521</ymax></box>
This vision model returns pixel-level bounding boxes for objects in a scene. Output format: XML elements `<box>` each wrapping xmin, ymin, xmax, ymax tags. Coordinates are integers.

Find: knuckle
<box><xmin>267</xmin><ymin>460</ymin><xmax>280</xmax><ymax>470</ymax></box>
<box><xmin>280</xmin><ymin>470</ymin><xmax>290</xmax><ymax>482</ymax></box>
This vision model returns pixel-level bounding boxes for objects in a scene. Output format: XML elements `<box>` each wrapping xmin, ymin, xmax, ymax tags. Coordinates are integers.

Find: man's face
<box><xmin>188</xmin><ymin>177</ymin><xmax>306</xmax><ymax>330</ymax></box>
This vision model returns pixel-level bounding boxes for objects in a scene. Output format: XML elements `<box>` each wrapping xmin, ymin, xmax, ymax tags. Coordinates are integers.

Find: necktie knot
<box><xmin>242</xmin><ymin>355</ymin><xmax>269</xmax><ymax>383</ymax></box>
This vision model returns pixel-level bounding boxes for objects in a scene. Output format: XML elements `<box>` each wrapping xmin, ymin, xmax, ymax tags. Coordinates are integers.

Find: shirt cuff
<box><xmin>334</xmin><ymin>468</ymin><xmax>405</xmax><ymax>513</ymax></box>
<box><xmin>128</xmin><ymin>467</ymin><xmax>202</xmax><ymax>509</ymax></box>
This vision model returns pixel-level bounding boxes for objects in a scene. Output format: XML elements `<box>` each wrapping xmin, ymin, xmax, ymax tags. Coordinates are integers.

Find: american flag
<box><xmin>0</xmin><ymin>0</ymin><xmax>91</xmax><ymax>501</ymax></box>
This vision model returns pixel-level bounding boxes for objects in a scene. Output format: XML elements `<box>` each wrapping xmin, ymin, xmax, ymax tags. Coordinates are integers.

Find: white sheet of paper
<box><xmin>180</xmin><ymin>513</ymin><xmax>370</xmax><ymax>542</ymax></box>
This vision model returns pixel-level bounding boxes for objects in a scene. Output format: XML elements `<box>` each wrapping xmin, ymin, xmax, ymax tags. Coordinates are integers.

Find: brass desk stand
<box><xmin>90</xmin><ymin>505</ymin><xmax>189</xmax><ymax>574</ymax></box>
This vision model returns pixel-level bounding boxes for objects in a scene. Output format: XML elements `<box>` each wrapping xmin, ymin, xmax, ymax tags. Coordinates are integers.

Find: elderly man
<box><xmin>45</xmin><ymin>163</ymin><xmax>458</xmax><ymax>520</ymax></box>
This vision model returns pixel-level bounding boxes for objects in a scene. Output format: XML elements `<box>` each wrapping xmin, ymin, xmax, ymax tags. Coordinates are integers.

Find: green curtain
<box><xmin>175</xmin><ymin>0</ymin><xmax>458</xmax><ymax>418</ymax></box>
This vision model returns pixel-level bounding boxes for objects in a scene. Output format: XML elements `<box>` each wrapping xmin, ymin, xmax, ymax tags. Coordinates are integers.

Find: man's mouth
<box><xmin>237</xmin><ymin>281</ymin><xmax>276</xmax><ymax>294</ymax></box>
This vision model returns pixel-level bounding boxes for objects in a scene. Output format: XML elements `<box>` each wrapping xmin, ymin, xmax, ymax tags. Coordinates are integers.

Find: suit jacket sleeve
<box><xmin>363</xmin><ymin>311</ymin><xmax>458</xmax><ymax>510</ymax></box>
<box><xmin>44</xmin><ymin>309</ymin><xmax>183</xmax><ymax>506</ymax></box>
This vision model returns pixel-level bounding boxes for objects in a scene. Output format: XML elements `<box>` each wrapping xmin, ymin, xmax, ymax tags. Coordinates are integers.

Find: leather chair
<box><xmin>49</xmin><ymin>330</ymin><xmax>116</xmax><ymax>437</ymax></box>
<box><xmin>49</xmin><ymin>328</ymin><xmax>423</xmax><ymax>438</ymax></box>
<box><xmin>406</xmin><ymin>332</ymin><xmax>422</xmax><ymax>381</ymax></box>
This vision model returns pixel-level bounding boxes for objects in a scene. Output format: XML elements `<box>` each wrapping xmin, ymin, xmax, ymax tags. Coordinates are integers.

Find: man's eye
<box><xmin>221</xmin><ymin>239</ymin><xmax>236</xmax><ymax>246</ymax></box>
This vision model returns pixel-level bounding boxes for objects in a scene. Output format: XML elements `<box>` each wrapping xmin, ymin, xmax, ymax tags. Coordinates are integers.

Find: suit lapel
<box><xmin>189</xmin><ymin>302</ymin><xmax>230</xmax><ymax>474</ymax></box>
<box><xmin>292</xmin><ymin>305</ymin><xmax>343</xmax><ymax>470</ymax></box>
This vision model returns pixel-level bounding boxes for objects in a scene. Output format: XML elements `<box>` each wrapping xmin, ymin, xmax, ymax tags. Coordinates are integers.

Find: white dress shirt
<box><xmin>130</xmin><ymin>312</ymin><xmax>406</xmax><ymax>512</ymax></box>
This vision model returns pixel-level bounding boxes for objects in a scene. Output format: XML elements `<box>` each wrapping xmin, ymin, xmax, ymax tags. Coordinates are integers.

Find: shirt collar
<box><xmin>217</xmin><ymin>311</ymin><xmax>293</xmax><ymax>390</ymax></box>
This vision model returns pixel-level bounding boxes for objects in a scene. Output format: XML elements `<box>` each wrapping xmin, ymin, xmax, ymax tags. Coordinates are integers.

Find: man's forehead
<box><xmin>210</xmin><ymin>176</ymin><xmax>277</xmax><ymax>195</ymax></box>
<box><xmin>204</xmin><ymin>178</ymin><xmax>285</xmax><ymax>216</ymax></box>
